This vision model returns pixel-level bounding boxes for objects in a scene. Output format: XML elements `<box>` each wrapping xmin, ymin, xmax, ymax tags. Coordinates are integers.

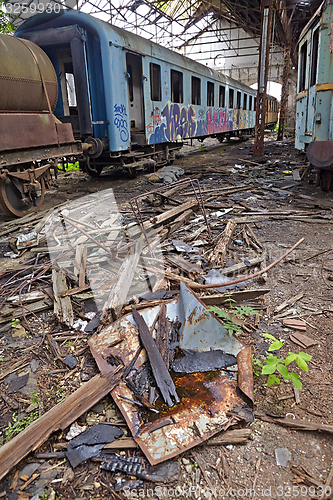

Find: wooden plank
<box><xmin>156</xmin><ymin>303</ymin><xmax>170</xmax><ymax>369</ymax></box>
<box><xmin>207</xmin><ymin>428</ymin><xmax>251</xmax><ymax>445</ymax></box>
<box><xmin>274</xmin><ymin>292</ymin><xmax>304</xmax><ymax>314</ymax></box>
<box><xmin>132</xmin><ymin>308</ymin><xmax>179</xmax><ymax>407</ymax></box>
<box><xmin>200</xmin><ymin>289</ymin><xmax>270</xmax><ymax>306</ymax></box>
<box><xmin>127</xmin><ymin>200</ymin><xmax>198</xmax><ymax>237</ymax></box>
<box><xmin>52</xmin><ymin>269</ymin><xmax>74</xmax><ymax>328</ymax></box>
<box><xmin>0</xmin><ymin>369</ymin><xmax>123</xmax><ymax>481</ymax></box>
<box><xmin>168</xmin><ymin>209</ymin><xmax>193</xmax><ymax>235</ymax></box>
<box><xmin>218</xmin><ymin>254</ymin><xmax>265</xmax><ymax>275</ymax></box>
<box><xmin>103</xmin><ymin>236</ymin><xmax>144</xmax><ymax>322</ymax></box>
<box><xmin>165</xmin><ymin>254</ymin><xmax>203</xmax><ymax>276</ymax></box>
<box><xmin>256</xmin><ymin>415</ymin><xmax>333</xmax><ymax>434</ymax></box>
<box><xmin>0</xmin><ymin>297</ymin><xmax>53</xmax><ymax>324</ymax></box>
<box><xmin>205</xmin><ymin>221</ymin><xmax>236</xmax><ymax>267</ymax></box>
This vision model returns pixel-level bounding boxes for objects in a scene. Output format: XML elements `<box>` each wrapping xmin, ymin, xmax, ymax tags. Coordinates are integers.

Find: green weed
<box><xmin>0</xmin><ymin>410</ymin><xmax>39</xmax><ymax>444</ymax></box>
<box><xmin>255</xmin><ymin>333</ymin><xmax>312</xmax><ymax>391</ymax></box>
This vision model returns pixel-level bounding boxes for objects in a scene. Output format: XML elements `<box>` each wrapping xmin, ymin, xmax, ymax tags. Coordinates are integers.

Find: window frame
<box><xmin>150</xmin><ymin>62</ymin><xmax>161</xmax><ymax>102</ymax></box>
<box><xmin>219</xmin><ymin>85</ymin><xmax>225</xmax><ymax>107</ymax></box>
<box><xmin>191</xmin><ymin>76</ymin><xmax>201</xmax><ymax>105</ymax></box>
<box><xmin>207</xmin><ymin>81</ymin><xmax>215</xmax><ymax>107</ymax></box>
<box><xmin>171</xmin><ymin>69</ymin><xmax>183</xmax><ymax>103</ymax></box>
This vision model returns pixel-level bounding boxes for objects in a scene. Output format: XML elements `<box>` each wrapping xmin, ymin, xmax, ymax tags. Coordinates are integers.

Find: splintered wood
<box><xmin>0</xmin><ymin>369</ymin><xmax>124</xmax><ymax>481</ymax></box>
<box><xmin>103</xmin><ymin>236</ymin><xmax>145</xmax><ymax>322</ymax></box>
<box><xmin>132</xmin><ymin>308</ymin><xmax>179</xmax><ymax>407</ymax></box>
<box><xmin>205</xmin><ymin>221</ymin><xmax>236</xmax><ymax>267</ymax></box>
<box><xmin>52</xmin><ymin>269</ymin><xmax>74</xmax><ymax>327</ymax></box>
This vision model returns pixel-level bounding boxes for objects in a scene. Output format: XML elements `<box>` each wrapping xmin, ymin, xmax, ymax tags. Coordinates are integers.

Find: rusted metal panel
<box><xmin>0</xmin><ymin>143</ymin><xmax>82</xmax><ymax>168</ymax></box>
<box><xmin>55</xmin><ymin>122</ymin><xmax>75</xmax><ymax>144</ymax></box>
<box><xmin>0</xmin><ymin>34</ymin><xmax>58</xmax><ymax>113</ymax></box>
<box><xmin>89</xmin><ymin>283</ymin><xmax>253</xmax><ymax>466</ymax></box>
<box><xmin>0</xmin><ymin>114</ymin><xmax>58</xmax><ymax>151</ymax></box>
<box><xmin>0</xmin><ymin>114</ymin><xmax>76</xmax><ymax>152</ymax></box>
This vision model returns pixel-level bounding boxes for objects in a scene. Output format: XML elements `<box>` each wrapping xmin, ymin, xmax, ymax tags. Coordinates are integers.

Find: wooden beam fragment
<box><xmin>206</xmin><ymin>428</ymin><xmax>251</xmax><ymax>445</ymax></box>
<box><xmin>0</xmin><ymin>369</ymin><xmax>123</xmax><ymax>481</ymax></box>
<box><xmin>102</xmin><ymin>236</ymin><xmax>144</xmax><ymax>322</ymax></box>
<box><xmin>52</xmin><ymin>269</ymin><xmax>74</xmax><ymax>327</ymax></box>
<box><xmin>205</xmin><ymin>221</ymin><xmax>236</xmax><ymax>267</ymax></box>
<box><xmin>132</xmin><ymin>308</ymin><xmax>179</xmax><ymax>407</ymax></box>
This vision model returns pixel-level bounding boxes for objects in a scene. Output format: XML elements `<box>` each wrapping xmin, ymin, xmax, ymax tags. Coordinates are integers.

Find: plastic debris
<box><xmin>275</xmin><ymin>447</ymin><xmax>292</xmax><ymax>467</ymax></box>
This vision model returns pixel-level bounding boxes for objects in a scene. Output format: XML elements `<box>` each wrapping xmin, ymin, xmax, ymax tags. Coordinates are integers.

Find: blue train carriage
<box><xmin>295</xmin><ymin>1</ymin><xmax>333</xmax><ymax>191</ymax></box>
<box><xmin>16</xmin><ymin>10</ymin><xmax>257</xmax><ymax>177</ymax></box>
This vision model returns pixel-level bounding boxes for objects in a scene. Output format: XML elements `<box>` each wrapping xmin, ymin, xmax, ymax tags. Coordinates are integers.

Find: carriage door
<box><xmin>307</xmin><ymin>26</ymin><xmax>319</xmax><ymax>136</ymax></box>
<box><xmin>126</xmin><ymin>53</ymin><xmax>145</xmax><ymax>144</ymax></box>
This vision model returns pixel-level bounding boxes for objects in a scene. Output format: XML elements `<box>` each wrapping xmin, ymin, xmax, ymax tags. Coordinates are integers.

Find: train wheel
<box><xmin>0</xmin><ymin>175</ymin><xmax>45</xmax><ymax>218</ymax></box>
<box><xmin>83</xmin><ymin>162</ymin><xmax>103</xmax><ymax>177</ymax></box>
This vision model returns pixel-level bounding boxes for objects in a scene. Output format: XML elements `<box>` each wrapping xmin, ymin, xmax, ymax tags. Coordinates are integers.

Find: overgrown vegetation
<box><xmin>0</xmin><ymin>1</ymin><xmax>16</xmax><ymax>33</ymax></box>
<box><xmin>208</xmin><ymin>292</ymin><xmax>260</xmax><ymax>337</ymax></box>
<box><xmin>0</xmin><ymin>410</ymin><xmax>39</xmax><ymax>444</ymax></box>
<box><xmin>254</xmin><ymin>333</ymin><xmax>312</xmax><ymax>391</ymax></box>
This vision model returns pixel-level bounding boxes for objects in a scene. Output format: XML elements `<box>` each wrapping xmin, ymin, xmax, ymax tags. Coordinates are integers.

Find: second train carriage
<box><xmin>15</xmin><ymin>10</ymin><xmax>258</xmax><ymax>177</ymax></box>
<box><xmin>295</xmin><ymin>0</ymin><xmax>333</xmax><ymax>190</ymax></box>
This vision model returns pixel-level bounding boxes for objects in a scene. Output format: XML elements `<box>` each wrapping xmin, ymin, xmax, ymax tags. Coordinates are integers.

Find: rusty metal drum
<box><xmin>0</xmin><ymin>34</ymin><xmax>58</xmax><ymax>113</ymax></box>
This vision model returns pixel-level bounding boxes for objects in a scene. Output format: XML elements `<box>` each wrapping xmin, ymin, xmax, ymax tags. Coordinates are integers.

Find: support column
<box><xmin>253</xmin><ymin>0</ymin><xmax>273</xmax><ymax>156</ymax></box>
<box><xmin>277</xmin><ymin>44</ymin><xmax>291</xmax><ymax>141</ymax></box>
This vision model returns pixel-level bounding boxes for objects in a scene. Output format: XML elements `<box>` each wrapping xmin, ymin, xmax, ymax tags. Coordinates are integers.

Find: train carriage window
<box><xmin>249</xmin><ymin>95</ymin><xmax>253</xmax><ymax>110</ymax></box>
<box><xmin>229</xmin><ymin>88</ymin><xmax>234</xmax><ymax>108</ymax></box>
<box><xmin>243</xmin><ymin>93</ymin><xmax>247</xmax><ymax>110</ymax></box>
<box><xmin>207</xmin><ymin>81</ymin><xmax>214</xmax><ymax>106</ymax></box>
<box><xmin>171</xmin><ymin>69</ymin><xmax>183</xmax><ymax>103</ymax></box>
<box><xmin>310</xmin><ymin>28</ymin><xmax>319</xmax><ymax>87</ymax></box>
<box><xmin>192</xmin><ymin>76</ymin><xmax>201</xmax><ymax>105</ymax></box>
<box><xmin>219</xmin><ymin>85</ymin><xmax>225</xmax><ymax>107</ymax></box>
<box><xmin>299</xmin><ymin>42</ymin><xmax>307</xmax><ymax>92</ymax></box>
<box><xmin>150</xmin><ymin>63</ymin><xmax>161</xmax><ymax>101</ymax></box>
<box><xmin>254</xmin><ymin>97</ymin><xmax>257</xmax><ymax>110</ymax></box>
<box><xmin>237</xmin><ymin>91</ymin><xmax>241</xmax><ymax>109</ymax></box>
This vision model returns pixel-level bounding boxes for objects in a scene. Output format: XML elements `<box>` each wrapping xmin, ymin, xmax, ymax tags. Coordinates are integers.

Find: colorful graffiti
<box><xmin>147</xmin><ymin>103</ymin><xmax>255</xmax><ymax>144</ymax></box>
<box><xmin>114</xmin><ymin>104</ymin><xmax>129</xmax><ymax>142</ymax></box>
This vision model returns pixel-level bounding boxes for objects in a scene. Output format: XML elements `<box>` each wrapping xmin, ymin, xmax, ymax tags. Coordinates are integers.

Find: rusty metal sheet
<box><xmin>55</xmin><ymin>122</ymin><xmax>75</xmax><ymax>144</ymax></box>
<box><xmin>88</xmin><ymin>283</ymin><xmax>253</xmax><ymax>465</ymax></box>
<box><xmin>0</xmin><ymin>114</ymin><xmax>59</xmax><ymax>151</ymax></box>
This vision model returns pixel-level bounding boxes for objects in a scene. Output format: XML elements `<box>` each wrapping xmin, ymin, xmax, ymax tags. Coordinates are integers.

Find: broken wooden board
<box><xmin>205</xmin><ymin>221</ymin><xmax>236</xmax><ymax>267</ymax></box>
<box><xmin>0</xmin><ymin>369</ymin><xmax>123</xmax><ymax>481</ymax></box>
<box><xmin>103</xmin><ymin>236</ymin><xmax>145</xmax><ymax>323</ymax></box>
<box><xmin>256</xmin><ymin>415</ymin><xmax>333</xmax><ymax>434</ymax></box>
<box><xmin>218</xmin><ymin>254</ymin><xmax>265</xmax><ymax>275</ymax></box>
<box><xmin>165</xmin><ymin>254</ymin><xmax>203</xmax><ymax>276</ymax></box>
<box><xmin>132</xmin><ymin>308</ymin><xmax>179</xmax><ymax>407</ymax></box>
<box><xmin>127</xmin><ymin>200</ymin><xmax>198</xmax><ymax>238</ymax></box>
<box><xmin>200</xmin><ymin>289</ymin><xmax>270</xmax><ymax>306</ymax></box>
<box><xmin>283</xmin><ymin>319</ymin><xmax>307</xmax><ymax>331</ymax></box>
<box><xmin>206</xmin><ymin>428</ymin><xmax>251</xmax><ymax>445</ymax></box>
<box><xmin>52</xmin><ymin>269</ymin><xmax>74</xmax><ymax>327</ymax></box>
<box><xmin>289</xmin><ymin>331</ymin><xmax>317</xmax><ymax>348</ymax></box>
<box><xmin>274</xmin><ymin>292</ymin><xmax>304</xmax><ymax>314</ymax></box>
<box><xmin>0</xmin><ymin>296</ymin><xmax>53</xmax><ymax>324</ymax></box>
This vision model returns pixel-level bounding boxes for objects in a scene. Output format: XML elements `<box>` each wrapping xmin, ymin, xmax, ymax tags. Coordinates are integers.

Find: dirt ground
<box><xmin>0</xmin><ymin>135</ymin><xmax>333</xmax><ymax>500</ymax></box>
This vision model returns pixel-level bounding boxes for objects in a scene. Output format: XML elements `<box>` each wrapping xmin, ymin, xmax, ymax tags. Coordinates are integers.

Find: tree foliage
<box><xmin>0</xmin><ymin>1</ymin><xmax>16</xmax><ymax>33</ymax></box>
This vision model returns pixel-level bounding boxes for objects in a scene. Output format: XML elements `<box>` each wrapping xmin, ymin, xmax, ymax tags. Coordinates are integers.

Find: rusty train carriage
<box><xmin>0</xmin><ymin>33</ymin><xmax>82</xmax><ymax>217</ymax></box>
<box><xmin>0</xmin><ymin>10</ymin><xmax>278</xmax><ymax>217</ymax></box>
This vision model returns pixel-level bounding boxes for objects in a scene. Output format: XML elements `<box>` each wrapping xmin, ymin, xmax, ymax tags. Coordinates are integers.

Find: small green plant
<box><xmin>256</xmin><ymin>333</ymin><xmax>312</xmax><ymax>391</ymax></box>
<box><xmin>11</xmin><ymin>318</ymin><xmax>20</xmax><ymax>327</ymax></box>
<box><xmin>0</xmin><ymin>410</ymin><xmax>39</xmax><ymax>444</ymax></box>
<box><xmin>66</xmin><ymin>162</ymin><xmax>80</xmax><ymax>171</ymax></box>
<box><xmin>208</xmin><ymin>301</ymin><xmax>260</xmax><ymax>337</ymax></box>
<box><xmin>31</xmin><ymin>391</ymin><xmax>39</xmax><ymax>405</ymax></box>
<box><xmin>66</xmin><ymin>340</ymin><xmax>74</xmax><ymax>346</ymax></box>
<box><xmin>199</xmin><ymin>144</ymin><xmax>206</xmax><ymax>152</ymax></box>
